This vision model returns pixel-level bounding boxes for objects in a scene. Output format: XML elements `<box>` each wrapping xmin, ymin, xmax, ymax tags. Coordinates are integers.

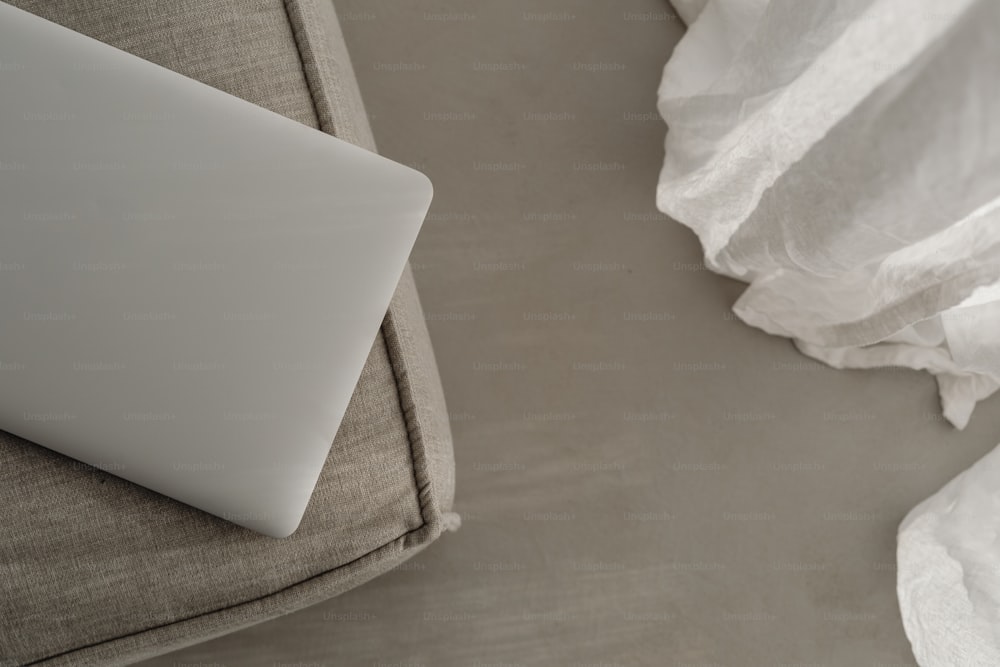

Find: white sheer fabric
<box><xmin>658</xmin><ymin>2</ymin><xmax>1000</xmax><ymax>663</ymax></box>
<box><xmin>657</xmin><ymin>0</ymin><xmax>1000</xmax><ymax>429</ymax></box>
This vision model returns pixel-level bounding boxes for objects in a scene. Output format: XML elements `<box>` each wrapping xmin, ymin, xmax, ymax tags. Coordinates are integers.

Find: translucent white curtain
<box><xmin>657</xmin><ymin>0</ymin><xmax>1000</xmax><ymax>428</ymax></box>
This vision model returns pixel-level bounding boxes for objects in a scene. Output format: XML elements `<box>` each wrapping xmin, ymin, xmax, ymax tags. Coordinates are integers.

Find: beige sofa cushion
<box><xmin>0</xmin><ymin>1</ymin><xmax>455</xmax><ymax>665</ymax></box>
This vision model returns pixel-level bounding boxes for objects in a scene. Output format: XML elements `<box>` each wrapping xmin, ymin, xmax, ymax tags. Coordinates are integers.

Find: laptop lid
<box><xmin>0</xmin><ymin>3</ymin><xmax>433</xmax><ymax>537</ymax></box>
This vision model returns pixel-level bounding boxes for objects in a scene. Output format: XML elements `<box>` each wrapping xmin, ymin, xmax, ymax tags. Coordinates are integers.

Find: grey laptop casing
<box><xmin>0</xmin><ymin>3</ymin><xmax>433</xmax><ymax>537</ymax></box>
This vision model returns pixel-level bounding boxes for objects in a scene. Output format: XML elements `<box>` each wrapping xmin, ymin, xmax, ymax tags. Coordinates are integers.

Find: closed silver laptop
<box><xmin>0</xmin><ymin>3</ymin><xmax>433</xmax><ymax>537</ymax></box>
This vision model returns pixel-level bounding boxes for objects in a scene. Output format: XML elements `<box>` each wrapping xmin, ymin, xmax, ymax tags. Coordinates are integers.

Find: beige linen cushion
<box><xmin>0</xmin><ymin>1</ymin><xmax>455</xmax><ymax>665</ymax></box>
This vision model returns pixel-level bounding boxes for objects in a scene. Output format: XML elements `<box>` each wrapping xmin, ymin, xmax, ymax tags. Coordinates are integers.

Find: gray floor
<box><xmin>149</xmin><ymin>1</ymin><xmax>1000</xmax><ymax>664</ymax></box>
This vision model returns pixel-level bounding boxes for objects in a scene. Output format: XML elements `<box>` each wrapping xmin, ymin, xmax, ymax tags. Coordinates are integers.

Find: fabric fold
<box><xmin>658</xmin><ymin>0</ymin><xmax>1000</xmax><ymax>428</ymax></box>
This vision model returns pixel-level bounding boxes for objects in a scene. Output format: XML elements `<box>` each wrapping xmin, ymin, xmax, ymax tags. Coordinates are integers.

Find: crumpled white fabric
<box><xmin>657</xmin><ymin>0</ymin><xmax>1000</xmax><ymax>429</ymax></box>
<box><xmin>898</xmin><ymin>443</ymin><xmax>1000</xmax><ymax>666</ymax></box>
<box><xmin>658</xmin><ymin>1</ymin><xmax>1000</xmax><ymax>664</ymax></box>
<box><xmin>668</xmin><ymin>0</ymin><xmax>710</xmax><ymax>25</ymax></box>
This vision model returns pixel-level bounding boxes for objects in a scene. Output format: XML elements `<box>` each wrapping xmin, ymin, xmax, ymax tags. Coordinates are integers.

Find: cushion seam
<box><xmin>379</xmin><ymin>313</ymin><xmax>440</xmax><ymax>535</ymax></box>
<box><xmin>24</xmin><ymin>524</ymin><xmax>430</xmax><ymax>666</ymax></box>
<box><xmin>282</xmin><ymin>0</ymin><xmax>334</xmax><ymax>135</ymax></box>
<box><xmin>283</xmin><ymin>0</ymin><xmax>440</xmax><ymax>534</ymax></box>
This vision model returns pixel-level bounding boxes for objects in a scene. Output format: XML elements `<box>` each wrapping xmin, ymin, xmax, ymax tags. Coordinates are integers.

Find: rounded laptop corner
<box><xmin>259</xmin><ymin>509</ymin><xmax>307</xmax><ymax>539</ymax></box>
